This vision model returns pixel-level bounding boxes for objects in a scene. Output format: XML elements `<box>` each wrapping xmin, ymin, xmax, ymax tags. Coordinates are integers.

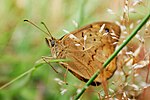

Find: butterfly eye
<box><xmin>50</xmin><ymin>40</ymin><xmax>55</xmax><ymax>47</ymax></box>
<box><xmin>105</xmin><ymin>28</ymin><xmax>109</xmax><ymax>33</ymax></box>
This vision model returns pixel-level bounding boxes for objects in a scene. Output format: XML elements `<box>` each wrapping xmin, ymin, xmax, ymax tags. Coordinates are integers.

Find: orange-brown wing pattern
<box><xmin>57</xmin><ymin>22</ymin><xmax>121</xmax><ymax>85</ymax></box>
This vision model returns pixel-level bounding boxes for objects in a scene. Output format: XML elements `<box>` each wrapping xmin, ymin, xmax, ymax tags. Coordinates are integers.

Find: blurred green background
<box><xmin>0</xmin><ymin>0</ymin><xmax>149</xmax><ymax>100</ymax></box>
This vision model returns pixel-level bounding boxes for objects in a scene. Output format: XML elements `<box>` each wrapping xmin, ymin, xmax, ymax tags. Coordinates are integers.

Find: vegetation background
<box><xmin>0</xmin><ymin>0</ymin><xmax>149</xmax><ymax>100</ymax></box>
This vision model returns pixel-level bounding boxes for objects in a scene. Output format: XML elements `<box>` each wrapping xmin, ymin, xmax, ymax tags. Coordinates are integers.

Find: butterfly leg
<box><xmin>41</xmin><ymin>56</ymin><xmax>58</xmax><ymax>73</ymax></box>
<box><xmin>59</xmin><ymin>62</ymin><xmax>69</xmax><ymax>85</ymax></box>
<box><xmin>100</xmin><ymin>74</ymin><xmax>109</xmax><ymax>99</ymax></box>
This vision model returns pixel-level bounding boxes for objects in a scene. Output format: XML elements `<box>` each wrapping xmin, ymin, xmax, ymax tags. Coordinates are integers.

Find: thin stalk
<box><xmin>0</xmin><ymin>58</ymin><xmax>70</xmax><ymax>89</ymax></box>
<box><xmin>0</xmin><ymin>67</ymin><xmax>35</xmax><ymax>90</ymax></box>
<box><xmin>75</xmin><ymin>13</ymin><xmax>150</xmax><ymax>100</ymax></box>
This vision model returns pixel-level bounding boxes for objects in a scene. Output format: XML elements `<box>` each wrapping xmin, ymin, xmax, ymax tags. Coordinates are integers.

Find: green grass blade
<box><xmin>0</xmin><ymin>67</ymin><xmax>35</xmax><ymax>90</ymax></box>
<box><xmin>0</xmin><ymin>58</ymin><xmax>70</xmax><ymax>90</ymax></box>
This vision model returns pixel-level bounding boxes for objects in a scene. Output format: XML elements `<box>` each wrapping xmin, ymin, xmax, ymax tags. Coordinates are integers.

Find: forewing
<box><xmin>58</xmin><ymin>22</ymin><xmax>121</xmax><ymax>85</ymax></box>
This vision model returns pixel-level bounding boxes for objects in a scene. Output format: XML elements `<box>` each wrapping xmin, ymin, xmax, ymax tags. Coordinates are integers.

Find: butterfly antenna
<box><xmin>41</xmin><ymin>22</ymin><xmax>54</xmax><ymax>39</ymax></box>
<box><xmin>24</xmin><ymin>19</ymin><xmax>50</xmax><ymax>37</ymax></box>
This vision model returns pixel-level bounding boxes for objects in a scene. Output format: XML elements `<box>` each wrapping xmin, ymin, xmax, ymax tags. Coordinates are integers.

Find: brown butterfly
<box><xmin>45</xmin><ymin>22</ymin><xmax>121</xmax><ymax>86</ymax></box>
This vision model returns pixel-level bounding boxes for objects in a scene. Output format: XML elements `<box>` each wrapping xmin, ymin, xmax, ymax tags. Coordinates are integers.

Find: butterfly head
<box><xmin>45</xmin><ymin>37</ymin><xmax>58</xmax><ymax>58</ymax></box>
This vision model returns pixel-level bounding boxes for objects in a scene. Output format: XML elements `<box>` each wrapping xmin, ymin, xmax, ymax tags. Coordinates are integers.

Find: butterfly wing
<box><xmin>57</xmin><ymin>22</ymin><xmax>121</xmax><ymax>85</ymax></box>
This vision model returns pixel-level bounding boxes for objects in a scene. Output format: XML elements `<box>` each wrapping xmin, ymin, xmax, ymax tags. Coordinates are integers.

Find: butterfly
<box><xmin>45</xmin><ymin>22</ymin><xmax>121</xmax><ymax>86</ymax></box>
